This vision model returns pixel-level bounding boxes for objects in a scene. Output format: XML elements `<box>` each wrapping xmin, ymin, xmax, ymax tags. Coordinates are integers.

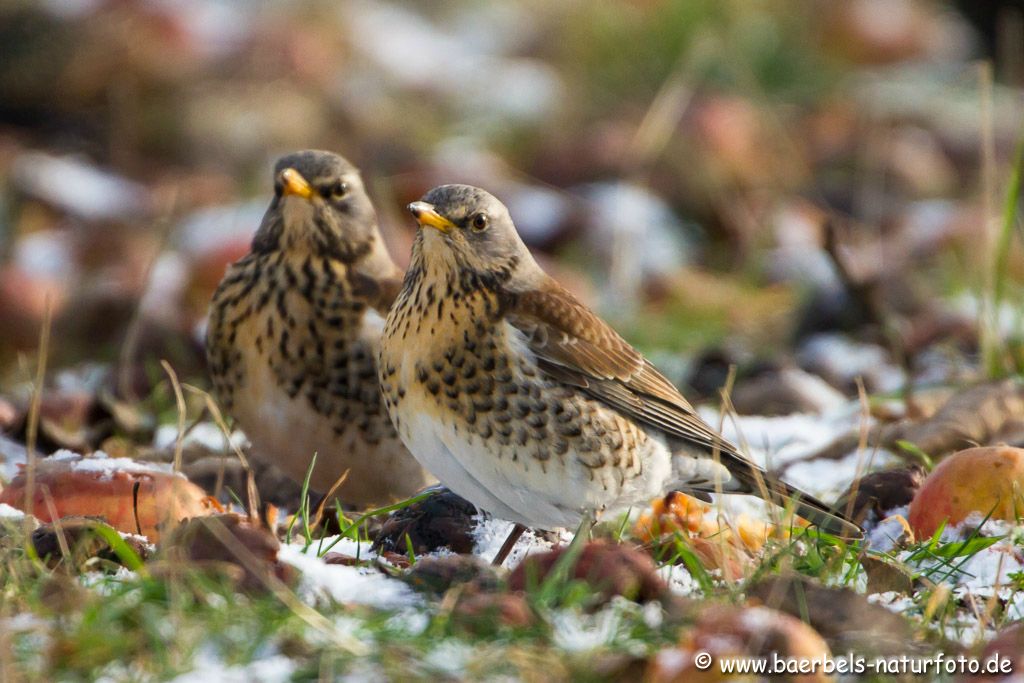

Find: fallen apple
<box><xmin>634</xmin><ymin>491</ymin><xmax>709</xmax><ymax>541</ymax></box>
<box><xmin>0</xmin><ymin>451</ymin><xmax>213</xmax><ymax>541</ymax></box>
<box><xmin>647</xmin><ymin>604</ymin><xmax>832</xmax><ymax>683</ymax></box>
<box><xmin>635</xmin><ymin>491</ymin><xmax>791</xmax><ymax>580</ymax></box>
<box><xmin>508</xmin><ymin>540</ymin><xmax>667</xmax><ymax>607</ymax></box>
<box><xmin>907</xmin><ymin>446</ymin><xmax>1024</xmax><ymax>538</ymax></box>
<box><xmin>162</xmin><ymin>513</ymin><xmax>294</xmax><ymax>591</ymax></box>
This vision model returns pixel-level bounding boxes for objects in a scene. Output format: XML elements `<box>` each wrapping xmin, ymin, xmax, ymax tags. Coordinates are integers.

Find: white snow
<box><xmin>867</xmin><ymin>591</ymin><xmax>916</xmax><ymax>614</ymax></box>
<box><xmin>0</xmin><ymin>612</ymin><xmax>48</xmax><ymax>632</ymax></box>
<box><xmin>550</xmin><ymin>606</ymin><xmax>623</xmax><ymax>652</ymax></box>
<box><xmin>862</xmin><ymin>515</ymin><xmax>1024</xmax><ymax>646</ymax></box>
<box><xmin>472</xmin><ymin>515</ymin><xmax>572</xmax><ymax>566</ymax></box>
<box><xmin>657</xmin><ymin>564</ymin><xmax>699</xmax><ymax>596</ymax></box>
<box><xmin>420</xmin><ymin>640</ymin><xmax>476</xmax><ymax>677</ymax></box>
<box><xmin>10</xmin><ymin>152</ymin><xmax>150</xmax><ymax>222</ymax></box>
<box><xmin>866</xmin><ymin>506</ymin><xmax>912</xmax><ymax>552</ymax></box>
<box><xmin>341</xmin><ymin>1</ymin><xmax>561</xmax><ymax>122</ymax></box>
<box><xmin>797</xmin><ymin>333</ymin><xmax>906</xmax><ymax>393</ymax></box>
<box><xmin>696</xmin><ymin>400</ymin><xmax>887</xmax><ymax>500</ymax></box>
<box><xmin>278</xmin><ymin>543</ymin><xmax>419</xmax><ymax>610</ymax></box>
<box><xmin>153</xmin><ymin>423</ymin><xmax>250</xmax><ymax>453</ymax></box>
<box><xmin>786</xmin><ymin>449</ymin><xmax>899</xmax><ymax>500</ymax></box>
<box><xmin>168</xmin><ymin>652</ymin><xmax>295</xmax><ymax>683</ymax></box>
<box><xmin>0</xmin><ymin>503</ymin><xmax>25</xmax><ymax>519</ymax></box>
<box><xmin>0</xmin><ymin>436</ymin><xmax>28</xmax><ymax>481</ymax></box>
<box><xmin>703</xmin><ymin>403</ymin><xmax>866</xmax><ymax>469</ymax></box>
<box><xmin>79</xmin><ymin>567</ymin><xmax>139</xmax><ymax>595</ymax></box>
<box><xmin>46</xmin><ymin>450</ymin><xmax>184</xmax><ymax>479</ymax></box>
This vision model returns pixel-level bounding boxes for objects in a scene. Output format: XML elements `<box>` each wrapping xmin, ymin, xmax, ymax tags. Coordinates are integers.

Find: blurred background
<box><xmin>1</xmin><ymin>0</ymin><xmax>1023</xmax><ymax>435</ymax></box>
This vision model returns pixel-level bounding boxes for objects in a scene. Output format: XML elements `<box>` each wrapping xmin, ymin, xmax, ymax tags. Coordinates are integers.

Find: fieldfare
<box><xmin>378</xmin><ymin>184</ymin><xmax>860</xmax><ymax>558</ymax></box>
<box><xmin>207</xmin><ymin>150</ymin><xmax>435</xmax><ymax>507</ymax></box>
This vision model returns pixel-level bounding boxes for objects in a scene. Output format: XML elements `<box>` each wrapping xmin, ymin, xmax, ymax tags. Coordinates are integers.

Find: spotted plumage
<box><xmin>379</xmin><ymin>184</ymin><xmax>861</xmax><ymax>536</ymax></box>
<box><xmin>207</xmin><ymin>150</ymin><xmax>435</xmax><ymax>506</ymax></box>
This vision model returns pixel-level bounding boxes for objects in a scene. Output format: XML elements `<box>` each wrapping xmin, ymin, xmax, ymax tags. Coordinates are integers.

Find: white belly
<box><xmin>401</xmin><ymin>409</ymin><xmax>536</xmax><ymax>525</ymax></box>
<box><xmin>398</xmin><ymin>398</ymin><xmax>678</xmax><ymax>529</ymax></box>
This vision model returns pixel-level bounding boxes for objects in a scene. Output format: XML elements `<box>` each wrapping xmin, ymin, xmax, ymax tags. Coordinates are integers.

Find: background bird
<box><xmin>207</xmin><ymin>150</ymin><xmax>435</xmax><ymax>507</ymax></box>
<box><xmin>378</xmin><ymin>184</ymin><xmax>860</xmax><ymax>556</ymax></box>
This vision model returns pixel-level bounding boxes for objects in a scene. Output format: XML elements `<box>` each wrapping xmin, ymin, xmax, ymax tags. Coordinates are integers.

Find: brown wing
<box><xmin>506</xmin><ymin>279</ymin><xmax>862</xmax><ymax>538</ymax></box>
<box><xmin>507</xmin><ymin>280</ymin><xmax>736</xmax><ymax>456</ymax></box>
<box><xmin>350</xmin><ymin>271</ymin><xmax>404</xmax><ymax>313</ymax></box>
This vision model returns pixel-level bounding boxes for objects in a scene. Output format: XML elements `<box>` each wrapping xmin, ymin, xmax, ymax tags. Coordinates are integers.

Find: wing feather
<box><xmin>507</xmin><ymin>281</ymin><xmax>732</xmax><ymax>453</ymax></box>
<box><xmin>506</xmin><ymin>280</ymin><xmax>861</xmax><ymax>538</ymax></box>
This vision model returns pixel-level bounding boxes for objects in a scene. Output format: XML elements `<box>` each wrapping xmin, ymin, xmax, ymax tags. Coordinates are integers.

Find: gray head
<box><xmin>407</xmin><ymin>184</ymin><xmax>537</xmax><ymax>287</ymax></box>
<box><xmin>252</xmin><ymin>150</ymin><xmax>380</xmax><ymax>262</ymax></box>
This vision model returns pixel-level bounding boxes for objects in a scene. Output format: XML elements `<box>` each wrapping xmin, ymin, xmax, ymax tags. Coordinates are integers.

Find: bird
<box><xmin>378</xmin><ymin>184</ymin><xmax>861</xmax><ymax>561</ymax></box>
<box><xmin>206</xmin><ymin>150</ymin><xmax>436</xmax><ymax>508</ymax></box>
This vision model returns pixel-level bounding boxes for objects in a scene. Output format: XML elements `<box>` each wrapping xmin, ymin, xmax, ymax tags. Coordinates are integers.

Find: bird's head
<box><xmin>253</xmin><ymin>150</ymin><xmax>379</xmax><ymax>261</ymax></box>
<box><xmin>408</xmin><ymin>184</ymin><xmax>539</xmax><ymax>289</ymax></box>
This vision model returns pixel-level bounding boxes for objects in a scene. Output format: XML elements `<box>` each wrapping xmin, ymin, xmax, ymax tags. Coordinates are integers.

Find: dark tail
<box><xmin>711</xmin><ymin>452</ymin><xmax>863</xmax><ymax>540</ymax></box>
<box><xmin>778</xmin><ymin>483</ymin><xmax>863</xmax><ymax>540</ymax></box>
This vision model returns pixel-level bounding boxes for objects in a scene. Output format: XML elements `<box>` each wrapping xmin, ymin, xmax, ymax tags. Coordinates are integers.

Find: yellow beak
<box><xmin>408</xmin><ymin>201</ymin><xmax>456</xmax><ymax>233</ymax></box>
<box><xmin>280</xmin><ymin>168</ymin><xmax>314</xmax><ymax>200</ymax></box>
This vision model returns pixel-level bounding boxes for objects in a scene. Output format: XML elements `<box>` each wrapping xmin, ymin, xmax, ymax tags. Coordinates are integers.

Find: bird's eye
<box><xmin>328</xmin><ymin>181</ymin><xmax>348</xmax><ymax>200</ymax></box>
<box><xmin>470</xmin><ymin>213</ymin><xmax>489</xmax><ymax>231</ymax></box>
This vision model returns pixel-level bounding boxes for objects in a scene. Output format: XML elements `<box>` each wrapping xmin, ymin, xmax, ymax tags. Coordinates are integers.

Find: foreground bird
<box><xmin>207</xmin><ymin>150</ymin><xmax>435</xmax><ymax>507</ymax></box>
<box><xmin>379</xmin><ymin>184</ymin><xmax>860</xmax><ymax>556</ymax></box>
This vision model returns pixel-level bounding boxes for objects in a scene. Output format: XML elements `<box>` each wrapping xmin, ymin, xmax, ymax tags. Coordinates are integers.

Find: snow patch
<box><xmin>46</xmin><ymin>450</ymin><xmax>183</xmax><ymax>479</ymax></box>
<box><xmin>0</xmin><ymin>503</ymin><xmax>25</xmax><ymax>519</ymax></box>
<box><xmin>0</xmin><ymin>436</ymin><xmax>28</xmax><ymax>481</ymax></box>
<box><xmin>867</xmin><ymin>591</ymin><xmax>916</xmax><ymax>614</ymax></box>
<box><xmin>421</xmin><ymin>640</ymin><xmax>475</xmax><ymax>677</ymax></box>
<box><xmin>657</xmin><ymin>564</ymin><xmax>699</xmax><ymax>596</ymax></box>
<box><xmin>698</xmin><ymin>402</ymin><xmax>882</xmax><ymax>497</ymax></box>
<box><xmin>866</xmin><ymin>506</ymin><xmax>911</xmax><ymax>553</ymax></box>
<box><xmin>168</xmin><ymin>652</ymin><xmax>295</xmax><ymax>683</ymax></box>
<box><xmin>279</xmin><ymin>543</ymin><xmax>418</xmax><ymax>610</ymax></box>
<box><xmin>472</xmin><ymin>515</ymin><xmax>572</xmax><ymax>566</ymax></box>
<box><xmin>153</xmin><ymin>423</ymin><xmax>250</xmax><ymax>453</ymax></box>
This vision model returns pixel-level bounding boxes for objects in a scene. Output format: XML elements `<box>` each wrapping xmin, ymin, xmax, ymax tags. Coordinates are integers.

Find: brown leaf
<box><xmin>403</xmin><ymin>555</ymin><xmax>500</xmax><ymax>597</ymax></box>
<box><xmin>835</xmin><ymin>465</ymin><xmax>925</xmax><ymax>525</ymax></box>
<box><xmin>161</xmin><ymin>513</ymin><xmax>294</xmax><ymax>592</ymax></box>
<box><xmin>797</xmin><ymin>380</ymin><xmax>1024</xmax><ymax>467</ymax></box>
<box><xmin>860</xmin><ymin>555</ymin><xmax>915</xmax><ymax>595</ymax></box>
<box><xmin>451</xmin><ymin>592</ymin><xmax>535</xmax><ymax>635</ymax></box>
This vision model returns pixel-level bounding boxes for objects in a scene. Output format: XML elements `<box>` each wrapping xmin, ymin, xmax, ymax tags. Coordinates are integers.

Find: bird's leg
<box><xmin>492</xmin><ymin>523</ymin><xmax>527</xmax><ymax>566</ymax></box>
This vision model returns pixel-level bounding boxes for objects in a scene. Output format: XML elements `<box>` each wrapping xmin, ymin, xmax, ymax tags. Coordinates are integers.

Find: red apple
<box><xmin>0</xmin><ymin>453</ymin><xmax>213</xmax><ymax>541</ymax></box>
<box><xmin>908</xmin><ymin>446</ymin><xmax>1024</xmax><ymax>538</ymax></box>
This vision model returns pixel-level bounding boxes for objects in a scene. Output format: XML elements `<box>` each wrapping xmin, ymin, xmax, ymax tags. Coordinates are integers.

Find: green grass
<box><xmin>3</xmin><ymin>499</ymin><xmax>1021</xmax><ymax>681</ymax></box>
<box><xmin>983</xmin><ymin>127</ymin><xmax>1024</xmax><ymax>378</ymax></box>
